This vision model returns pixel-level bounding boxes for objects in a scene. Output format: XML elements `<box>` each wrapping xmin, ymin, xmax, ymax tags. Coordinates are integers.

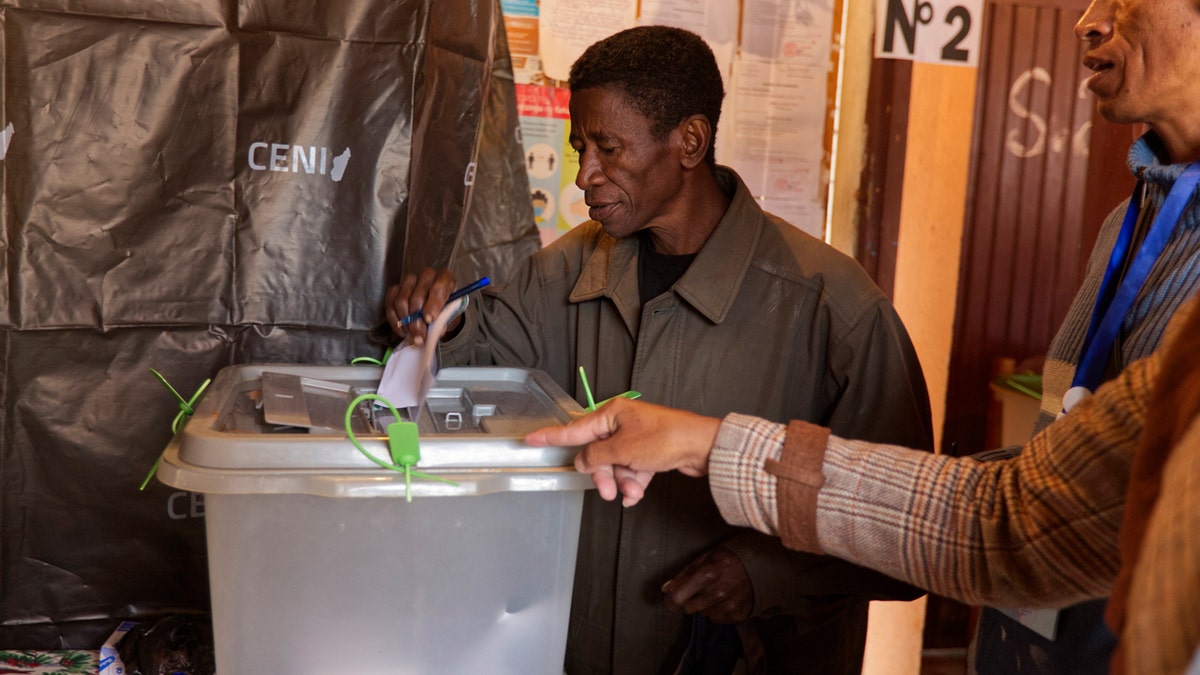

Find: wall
<box><xmin>827</xmin><ymin>2</ymin><xmax>978</xmax><ymax>671</ymax></box>
<box><xmin>862</xmin><ymin>58</ymin><xmax>977</xmax><ymax>675</ymax></box>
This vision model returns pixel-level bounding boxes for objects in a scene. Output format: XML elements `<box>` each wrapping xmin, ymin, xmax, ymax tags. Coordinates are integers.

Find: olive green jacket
<box><xmin>441</xmin><ymin>167</ymin><xmax>934</xmax><ymax>674</ymax></box>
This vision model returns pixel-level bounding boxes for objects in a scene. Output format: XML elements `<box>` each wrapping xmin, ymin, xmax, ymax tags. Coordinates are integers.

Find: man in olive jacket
<box><xmin>388</xmin><ymin>26</ymin><xmax>933</xmax><ymax>675</ymax></box>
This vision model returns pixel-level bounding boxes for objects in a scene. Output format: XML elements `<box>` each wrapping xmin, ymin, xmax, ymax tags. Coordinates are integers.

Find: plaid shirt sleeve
<box><xmin>707</xmin><ymin>351</ymin><xmax>1159</xmax><ymax>609</ymax></box>
<box><xmin>814</xmin><ymin>350</ymin><xmax>1157</xmax><ymax>608</ymax></box>
<box><xmin>709</xmin><ymin>413</ymin><xmax>785</xmax><ymax>537</ymax></box>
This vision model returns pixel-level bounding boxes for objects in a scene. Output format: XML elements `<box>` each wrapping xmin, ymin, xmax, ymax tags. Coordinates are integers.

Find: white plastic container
<box><xmin>158</xmin><ymin>364</ymin><xmax>590</xmax><ymax>675</ymax></box>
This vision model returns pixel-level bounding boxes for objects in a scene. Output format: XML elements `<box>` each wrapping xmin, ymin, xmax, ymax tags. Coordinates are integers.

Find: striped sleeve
<box><xmin>815</xmin><ymin>350</ymin><xmax>1158</xmax><ymax>607</ymax></box>
<box><xmin>706</xmin><ymin>348</ymin><xmax>1159</xmax><ymax>609</ymax></box>
<box><xmin>709</xmin><ymin>413</ymin><xmax>785</xmax><ymax>536</ymax></box>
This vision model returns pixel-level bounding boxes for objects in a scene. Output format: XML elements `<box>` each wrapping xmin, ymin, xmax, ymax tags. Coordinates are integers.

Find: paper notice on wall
<box><xmin>501</xmin><ymin>0</ymin><xmax>543</xmax><ymax>84</ymax></box>
<box><xmin>638</xmin><ymin>0</ymin><xmax>739</xmax><ymax>80</ymax></box>
<box><xmin>539</xmin><ymin>0</ymin><xmax>636</xmax><ymax>82</ymax></box>
<box><xmin>719</xmin><ymin>0</ymin><xmax>834</xmax><ymax>237</ymax></box>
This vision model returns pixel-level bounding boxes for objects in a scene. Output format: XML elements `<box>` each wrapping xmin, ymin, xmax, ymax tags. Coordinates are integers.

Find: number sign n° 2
<box><xmin>874</xmin><ymin>0</ymin><xmax>983</xmax><ymax>68</ymax></box>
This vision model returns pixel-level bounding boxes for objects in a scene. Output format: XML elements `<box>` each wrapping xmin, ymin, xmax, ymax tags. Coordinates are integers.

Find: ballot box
<box><xmin>157</xmin><ymin>364</ymin><xmax>590</xmax><ymax>675</ymax></box>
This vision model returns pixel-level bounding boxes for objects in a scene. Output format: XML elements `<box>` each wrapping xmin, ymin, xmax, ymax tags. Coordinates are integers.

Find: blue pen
<box><xmin>398</xmin><ymin>276</ymin><xmax>490</xmax><ymax>327</ymax></box>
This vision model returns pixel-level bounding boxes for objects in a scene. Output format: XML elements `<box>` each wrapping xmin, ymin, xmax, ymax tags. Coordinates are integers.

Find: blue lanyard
<box><xmin>1072</xmin><ymin>161</ymin><xmax>1200</xmax><ymax>392</ymax></box>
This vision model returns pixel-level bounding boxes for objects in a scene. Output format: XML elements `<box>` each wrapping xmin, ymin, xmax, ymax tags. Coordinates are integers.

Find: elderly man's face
<box><xmin>568</xmin><ymin>86</ymin><xmax>684</xmax><ymax>240</ymax></box>
<box><xmin>1077</xmin><ymin>0</ymin><xmax>1200</xmax><ymax>139</ymax></box>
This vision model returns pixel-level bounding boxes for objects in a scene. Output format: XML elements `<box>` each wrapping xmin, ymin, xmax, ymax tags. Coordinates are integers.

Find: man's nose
<box><xmin>1074</xmin><ymin>0</ymin><xmax>1112</xmax><ymax>42</ymax></box>
<box><xmin>575</xmin><ymin>153</ymin><xmax>604</xmax><ymax>190</ymax></box>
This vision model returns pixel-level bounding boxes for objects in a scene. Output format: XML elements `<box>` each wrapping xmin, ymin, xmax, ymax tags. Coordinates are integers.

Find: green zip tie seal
<box><xmin>344</xmin><ymin>393</ymin><xmax>457</xmax><ymax>502</ymax></box>
<box><xmin>578</xmin><ymin>366</ymin><xmax>597</xmax><ymax>411</ymax></box>
<box><xmin>351</xmin><ymin>347</ymin><xmax>393</xmax><ymax>366</ymax></box>
<box><xmin>141</xmin><ymin>369</ymin><xmax>211</xmax><ymax>491</ymax></box>
<box><xmin>578</xmin><ymin>366</ymin><xmax>641</xmax><ymax>412</ymax></box>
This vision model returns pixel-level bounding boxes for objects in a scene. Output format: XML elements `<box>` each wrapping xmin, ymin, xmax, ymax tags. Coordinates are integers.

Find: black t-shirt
<box><xmin>637</xmin><ymin>232</ymin><xmax>697</xmax><ymax>305</ymax></box>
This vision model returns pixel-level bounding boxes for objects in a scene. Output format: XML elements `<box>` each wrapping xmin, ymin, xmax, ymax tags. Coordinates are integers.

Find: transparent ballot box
<box><xmin>158</xmin><ymin>364</ymin><xmax>590</xmax><ymax>675</ymax></box>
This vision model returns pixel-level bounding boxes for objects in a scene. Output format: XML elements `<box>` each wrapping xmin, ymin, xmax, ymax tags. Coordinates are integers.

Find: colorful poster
<box><xmin>515</xmin><ymin>84</ymin><xmax>582</xmax><ymax>245</ymax></box>
<box><xmin>503</xmin><ymin>0</ymin><xmax>839</xmax><ymax>242</ymax></box>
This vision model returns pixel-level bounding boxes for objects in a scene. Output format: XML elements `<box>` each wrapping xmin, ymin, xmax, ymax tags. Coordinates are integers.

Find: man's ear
<box><xmin>677</xmin><ymin>114</ymin><xmax>712</xmax><ymax>169</ymax></box>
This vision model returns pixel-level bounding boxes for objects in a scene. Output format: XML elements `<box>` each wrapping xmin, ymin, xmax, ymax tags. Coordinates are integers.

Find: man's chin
<box><xmin>598</xmin><ymin>221</ymin><xmax>636</xmax><ymax>241</ymax></box>
<box><xmin>1095</xmin><ymin>99</ymin><xmax>1136</xmax><ymax>126</ymax></box>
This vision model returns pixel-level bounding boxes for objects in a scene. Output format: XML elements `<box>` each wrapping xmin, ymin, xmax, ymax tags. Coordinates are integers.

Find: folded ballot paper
<box><xmin>376</xmin><ymin>296</ymin><xmax>467</xmax><ymax>414</ymax></box>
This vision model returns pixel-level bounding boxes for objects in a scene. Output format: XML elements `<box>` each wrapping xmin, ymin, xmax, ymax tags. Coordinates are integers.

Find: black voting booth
<box><xmin>0</xmin><ymin>0</ymin><xmax>537</xmax><ymax>647</ymax></box>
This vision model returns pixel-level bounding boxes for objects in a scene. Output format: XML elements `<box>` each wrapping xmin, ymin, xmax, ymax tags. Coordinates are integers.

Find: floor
<box><xmin>922</xmin><ymin>648</ymin><xmax>969</xmax><ymax>675</ymax></box>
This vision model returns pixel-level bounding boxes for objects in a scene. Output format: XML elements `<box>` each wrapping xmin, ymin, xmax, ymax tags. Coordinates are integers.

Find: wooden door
<box><xmin>941</xmin><ymin>0</ymin><xmax>1135</xmax><ymax>459</ymax></box>
<box><xmin>912</xmin><ymin>0</ymin><xmax>1136</xmax><ymax>654</ymax></box>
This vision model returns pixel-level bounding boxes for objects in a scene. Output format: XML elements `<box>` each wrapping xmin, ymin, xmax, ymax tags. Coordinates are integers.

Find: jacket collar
<box><xmin>570</xmin><ymin>231</ymin><xmax>641</xmax><ymax>330</ymax></box>
<box><xmin>568</xmin><ymin>166</ymin><xmax>762</xmax><ymax>326</ymax></box>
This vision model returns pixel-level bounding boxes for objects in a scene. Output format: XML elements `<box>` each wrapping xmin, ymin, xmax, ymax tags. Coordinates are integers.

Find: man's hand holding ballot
<box><xmin>386</xmin><ymin>268</ymin><xmax>464</xmax><ymax>346</ymax></box>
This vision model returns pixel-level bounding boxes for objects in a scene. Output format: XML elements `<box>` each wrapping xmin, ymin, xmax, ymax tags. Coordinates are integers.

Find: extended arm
<box><xmin>533</xmin><ymin>348</ymin><xmax>1158</xmax><ymax>608</ymax></box>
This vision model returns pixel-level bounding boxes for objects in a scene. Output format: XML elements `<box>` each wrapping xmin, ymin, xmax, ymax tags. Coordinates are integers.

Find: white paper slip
<box><xmin>375</xmin><ymin>296</ymin><xmax>467</xmax><ymax>412</ymax></box>
<box><xmin>376</xmin><ymin>343</ymin><xmax>426</xmax><ymax>410</ymax></box>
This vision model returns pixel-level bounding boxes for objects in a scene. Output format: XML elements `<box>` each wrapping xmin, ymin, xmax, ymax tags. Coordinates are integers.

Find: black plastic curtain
<box><xmin>0</xmin><ymin>0</ymin><xmax>536</xmax><ymax>647</ymax></box>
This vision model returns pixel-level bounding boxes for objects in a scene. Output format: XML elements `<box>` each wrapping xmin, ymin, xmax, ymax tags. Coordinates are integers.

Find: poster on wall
<box><xmin>638</xmin><ymin>0</ymin><xmax>738</xmax><ymax>77</ymax></box>
<box><xmin>538</xmin><ymin>0</ymin><xmax>637</xmax><ymax>82</ymax></box>
<box><xmin>514</xmin><ymin>83</ymin><xmax>587</xmax><ymax>245</ymax></box>
<box><xmin>503</xmin><ymin>0</ymin><xmax>596</xmax><ymax>244</ymax></box>
<box><xmin>503</xmin><ymin>0</ymin><xmax>838</xmax><ymax>243</ymax></box>
<box><xmin>719</xmin><ymin>0</ymin><xmax>835</xmax><ymax>237</ymax></box>
<box><xmin>501</xmin><ymin>0</ymin><xmax>543</xmax><ymax>84</ymax></box>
